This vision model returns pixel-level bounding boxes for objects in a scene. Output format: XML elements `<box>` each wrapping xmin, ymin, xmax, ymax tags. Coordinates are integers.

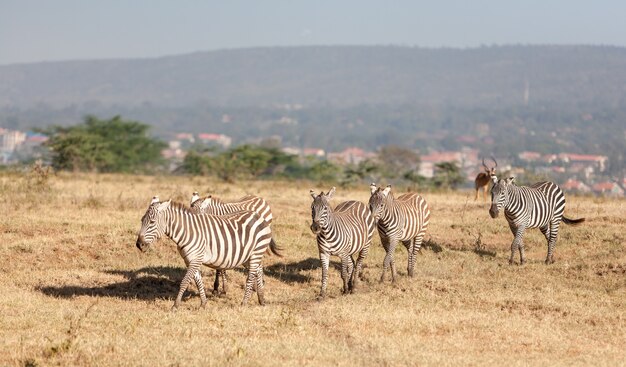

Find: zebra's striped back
<box><xmin>139</xmin><ymin>201</ymin><xmax>272</xmax><ymax>269</ymax></box>
<box><xmin>369</xmin><ymin>185</ymin><xmax>430</xmax><ymax>243</ymax></box>
<box><xmin>136</xmin><ymin>199</ymin><xmax>277</xmax><ymax>307</ymax></box>
<box><xmin>490</xmin><ymin>179</ymin><xmax>565</xmax><ymax>229</ymax></box>
<box><xmin>369</xmin><ymin>184</ymin><xmax>430</xmax><ymax>281</ymax></box>
<box><xmin>310</xmin><ymin>193</ymin><xmax>375</xmax><ymax>257</ymax></box>
<box><xmin>310</xmin><ymin>187</ymin><xmax>375</xmax><ymax>297</ymax></box>
<box><xmin>191</xmin><ymin>193</ymin><xmax>273</xmax><ymax>225</ymax></box>
<box><xmin>489</xmin><ymin>177</ymin><xmax>584</xmax><ymax>264</ymax></box>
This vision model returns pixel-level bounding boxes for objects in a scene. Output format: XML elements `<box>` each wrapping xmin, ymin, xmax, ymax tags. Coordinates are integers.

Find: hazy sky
<box><xmin>1</xmin><ymin>0</ymin><xmax>625</xmax><ymax>65</ymax></box>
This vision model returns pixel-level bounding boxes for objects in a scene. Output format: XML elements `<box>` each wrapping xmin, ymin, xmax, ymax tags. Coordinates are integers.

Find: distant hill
<box><xmin>2</xmin><ymin>45</ymin><xmax>626</xmax><ymax>109</ymax></box>
<box><xmin>1</xmin><ymin>45</ymin><xmax>625</xmax><ymax>169</ymax></box>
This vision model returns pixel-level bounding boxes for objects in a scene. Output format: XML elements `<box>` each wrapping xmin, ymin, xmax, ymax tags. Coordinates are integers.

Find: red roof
<box><xmin>561</xmin><ymin>154</ymin><xmax>606</xmax><ymax>162</ymax></box>
<box><xmin>198</xmin><ymin>133</ymin><xmax>222</xmax><ymax>140</ymax></box>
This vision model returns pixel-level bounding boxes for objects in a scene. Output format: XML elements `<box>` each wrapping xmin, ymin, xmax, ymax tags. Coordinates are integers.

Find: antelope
<box><xmin>474</xmin><ymin>156</ymin><xmax>497</xmax><ymax>201</ymax></box>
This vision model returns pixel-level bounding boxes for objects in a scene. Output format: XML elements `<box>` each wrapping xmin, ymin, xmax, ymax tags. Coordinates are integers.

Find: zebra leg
<box><xmin>212</xmin><ymin>271</ymin><xmax>221</xmax><ymax>296</ymax></box>
<box><xmin>379</xmin><ymin>237</ymin><xmax>392</xmax><ymax>282</ymax></box>
<box><xmin>255</xmin><ymin>266</ymin><xmax>265</xmax><ymax>306</ymax></box>
<box><xmin>346</xmin><ymin>256</ymin><xmax>355</xmax><ymax>291</ymax></box>
<box><xmin>389</xmin><ymin>240</ymin><xmax>399</xmax><ymax>283</ymax></box>
<box><xmin>403</xmin><ymin>240</ymin><xmax>415</xmax><ymax>277</ymax></box>
<box><xmin>509</xmin><ymin>225</ymin><xmax>526</xmax><ymax>265</ymax></box>
<box><xmin>173</xmin><ymin>262</ymin><xmax>202</xmax><ymax>310</ymax></box>
<box><xmin>318</xmin><ymin>253</ymin><xmax>330</xmax><ymax>299</ymax></box>
<box><xmin>408</xmin><ymin>236</ymin><xmax>424</xmax><ymax>277</ymax></box>
<box><xmin>221</xmin><ymin>270</ymin><xmax>228</xmax><ymax>295</ymax></box>
<box><xmin>545</xmin><ymin>220</ymin><xmax>561</xmax><ymax>264</ymax></box>
<box><xmin>241</xmin><ymin>266</ymin><xmax>257</xmax><ymax>305</ymax></box>
<box><xmin>192</xmin><ymin>269</ymin><xmax>208</xmax><ymax>308</ymax></box>
<box><xmin>351</xmin><ymin>247</ymin><xmax>369</xmax><ymax>293</ymax></box>
<box><xmin>340</xmin><ymin>255</ymin><xmax>352</xmax><ymax>294</ymax></box>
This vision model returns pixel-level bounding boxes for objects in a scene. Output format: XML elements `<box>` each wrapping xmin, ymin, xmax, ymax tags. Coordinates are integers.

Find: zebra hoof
<box><xmin>520</xmin><ymin>260</ymin><xmax>527</xmax><ymax>266</ymax></box>
<box><xmin>544</xmin><ymin>258</ymin><xmax>555</xmax><ymax>265</ymax></box>
<box><xmin>508</xmin><ymin>259</ymin><xmax>515</xmax><ymax>265</ymax></box>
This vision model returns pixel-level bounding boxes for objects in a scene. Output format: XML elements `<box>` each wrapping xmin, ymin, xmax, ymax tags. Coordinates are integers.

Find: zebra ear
<box><xmin>382</xmin><ymin>185</ymin><xmax>391</xmax><ymax>196</ymax></box>
<box><xmin>200</xmin><ymin>198</ymin><xmax>211</xmax><ymax>210</ymax></box>
<box><xmin>150</xmin><ymin>196</ymin><xmax>160</xmax><ymax>204</ymax></box>
<box><xmin>190</xmin><ymin>192</ymin><xmax>200</xmax><ymax>205</ymax></box>
<box><xmin>157</xmin><ymin>199</ymin><xmax>171</xmax><ymax>211</ymax></box>
<box><xmin>327</xmin><ymin>187</ymin><xmax>336</xmax><ymax>199</ymax></box>
<box><xmin>508</xmin><ymin>176</ymin><xmax>516</xmax><ymax>184</ymax></box>
<box><xmin>370</xmin><ymin>183</ymin><xmax>377</xmax><ymax>194</ymax></box>
<box><xmin>310</xmin><ymin>189</ymin><xmax>317</xmax><ymax>199</ymax></box>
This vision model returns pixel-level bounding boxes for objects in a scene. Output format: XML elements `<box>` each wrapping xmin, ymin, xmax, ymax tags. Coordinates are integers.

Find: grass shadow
<box><xmin>37</xmin><ymin>266</ymin><xmax>185</xmax><ymax>301</ymax></box>
<box><xmin>473</xmin><ymin>247</ymin><xmax>497</xmax><ymax>258</ymax></box>
<box><xmin>261</xmin><ymin>257</ymin><xmax>341</xmax><ymax>284</ymax></box>
<box><xmin>422</xmin><ymin>238</ymin><xmax>444</xmax><ymax>253</ymax></box>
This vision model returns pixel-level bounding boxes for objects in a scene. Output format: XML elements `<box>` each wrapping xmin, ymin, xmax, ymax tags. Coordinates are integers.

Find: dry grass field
<box><xmin>1</xmin><ymin>172</ymin><xmax>624</xmax><ymax>366</ymax></box>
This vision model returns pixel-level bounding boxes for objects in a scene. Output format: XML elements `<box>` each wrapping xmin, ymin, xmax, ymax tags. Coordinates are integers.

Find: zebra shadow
<box><xmin>37</xmin><ymin>266</ymin><xmax>186</xmax><ymax>301</ymax></box>
<box><xmin>233</xmin><ymin>257</ymin><xmax>342</xmax><ymax>284</ymax></box>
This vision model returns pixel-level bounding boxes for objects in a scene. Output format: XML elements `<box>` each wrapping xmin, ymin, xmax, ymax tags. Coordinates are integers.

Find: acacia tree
<box><xmin>42</xmin><ymin>115</ymin><xmax>166</xmax><ymax>173</ymax></box>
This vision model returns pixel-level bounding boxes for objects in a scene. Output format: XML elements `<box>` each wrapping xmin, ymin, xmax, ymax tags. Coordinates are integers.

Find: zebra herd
<box><xmin>135</xmin><ymin>176</ymin><xmax>584</xmax><ymax>309</ymax></box>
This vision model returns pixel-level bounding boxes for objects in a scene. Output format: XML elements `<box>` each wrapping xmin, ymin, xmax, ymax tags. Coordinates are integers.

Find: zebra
<box><xmin>310</xmin><ymin>187</ymin><xmax>375</xmax><ymax>298</ymax></box>
<box><xmin>489</xmin><ymin>176</ymin><xmax>585</xmax><ymax>264</ymax></box>
<box><xmin>190</xmin><ymin>192</ymin><xmax>273</xmax><ymax>296</ymax></box>
<box><xmin>368</xmin><ymin>183</ymin><xmax>430</xmax><ymax>282</ymax></box>
<box><xmin>135</xmin><ymin>196</ymin><xmax>281</xmax><ymax>309</ymax></box>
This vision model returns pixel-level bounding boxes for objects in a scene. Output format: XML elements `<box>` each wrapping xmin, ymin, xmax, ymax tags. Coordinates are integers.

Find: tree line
<box><xmin>39</xmin><ymin>115</ymin><xmax>466</xmax><ymax>189</ymax></box>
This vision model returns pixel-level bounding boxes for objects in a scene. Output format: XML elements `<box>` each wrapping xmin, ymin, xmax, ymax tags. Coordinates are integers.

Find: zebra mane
<box><xmin>168</xmin><ymin>201</ymin><xmax>194</xmax><ymax>213</ymax></box>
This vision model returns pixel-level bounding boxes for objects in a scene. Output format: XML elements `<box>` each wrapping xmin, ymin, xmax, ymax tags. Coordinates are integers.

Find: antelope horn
<box><xmin>490</xmin><ymin>155</ymin><xmax>498</xmax><ymax>168</ymax></box>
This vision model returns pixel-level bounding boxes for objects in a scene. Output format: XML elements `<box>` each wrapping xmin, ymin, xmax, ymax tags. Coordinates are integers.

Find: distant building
<box><xmin>559</xmin><ymin>153</ymin><xmax>608</xmax><ymax>172</ymax></box>
<box><xmin>327</xmin><ymin>147</ymin><xmax>375</xmax><ymax>165</ymax></box>
<box><xmin>303</xmin><ymin>148</ymin><xmax>326</xmax><ymax>158</ymax></box>
<box><xmin>518</xmin><ymin>151</ymin><xmax>542</xmax><ymax>162</ymax></box>
<box><xmin>561</xmin><ymin>179</ymin><xmax>591</xmax><ymax>193</ymax></box>
<box><xmin>197</xmin><ymin>133</ymin><xmax>232</xmax><ymax>148</ymax></box>
<box><xmin>592</xmin><ymin>182</ymin><xmax>625</xmax><ymax>197</ymax></box>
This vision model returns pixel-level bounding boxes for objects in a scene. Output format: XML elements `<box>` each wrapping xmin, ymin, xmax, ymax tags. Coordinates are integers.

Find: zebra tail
<box><xmin>266</xmin><ymin>238</ymin><xmax>284</xmax><ymax>257</ymax></box>
<box><xmin>562</xmin><ymin>216</ymin><xmax>585</xmax><ymax>225</ymax></box>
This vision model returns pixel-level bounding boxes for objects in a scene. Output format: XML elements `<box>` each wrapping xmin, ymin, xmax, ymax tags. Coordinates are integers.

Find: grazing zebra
<box><xmin>190</xmin><ymin>192</ymin><xmax>274</xmax><ymax>296</ymax></box>
<box><xmin>136</xmin><ymin>196</ymin><xmax>281</xmax><ymax>309</ymax></box>
<box><xmin>489</xmin><ymin>176</ymin><xmax>585</xmax><ymax>264</ymax></box>
<box><xmin>310</xmin><ymin>187</ymin><xmax>375</xmax><ymax>298</ymax></box>
<box><xmin>368</xmin><ymin>184</ymin><xmax>430</xmax><ymax>282</ymax></box>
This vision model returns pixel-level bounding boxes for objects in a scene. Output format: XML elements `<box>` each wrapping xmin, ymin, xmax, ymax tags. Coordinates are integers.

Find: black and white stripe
<box><xmin>310</xmin><ymin>187</ymin><xmax>375</xmax><ymax>298</ymax></box>
<box><xmin>190</xmin><ymin>192</ymin><xmax>274</xmax><ymax>296</ymax></box>
<box><xmin>489</xmin><ymin>176</ymin><xmax>585</xmax><ymax>264</ymax></box>
<box><xmin>369</xmin><ymin>184</ymin><xmax>430</xmax><ymax>282</ymax></box>
<box><xmin>136</xmin><ymin>197</ymin><xmax>281</xmax><ymax>309</ymax></box>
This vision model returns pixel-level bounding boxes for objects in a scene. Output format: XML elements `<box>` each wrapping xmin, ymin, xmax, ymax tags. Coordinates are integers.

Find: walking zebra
<box><xmin>369</xmin><ymin>184</ymin><xmax>430</xmax><ymax>282</ymax></box>
<box><xmin>136</xmin><ymin>196</ymin><xmax>281</xmax><ymax>309</ymax></box>
<box><xmin>310</xmin><ymin>187</ymin><xmax>375</xmax><ymax>298</ymax></box>
<box><xmin>190</xmin><ymin>192</ymin><xmax>274</xmax><ymax>296</ymax></box>
<box><xmin>489</xmin><ymin>176</ymin><xmax>585</xmax><ymax>264</ymax></box>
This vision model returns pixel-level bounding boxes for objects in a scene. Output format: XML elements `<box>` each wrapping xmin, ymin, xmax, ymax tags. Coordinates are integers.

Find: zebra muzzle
<box><xmin>136</xmin><ymin>235</ymin><xmax>150</xmax><ymax>252</ymax></box>
<box><xmin>310</xmin><ymin>222</ymin><xmax>321</xmax><ymax>235</ymax></box>
<box><xmin>489</xmin><ymin>206</ymin><xmax>499</xmax><ymax>218</ymax></box>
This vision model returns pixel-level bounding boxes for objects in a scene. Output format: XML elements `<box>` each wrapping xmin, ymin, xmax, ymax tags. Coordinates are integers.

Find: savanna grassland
<box><xmin>0</xmin><ymin>172</ymin><xmax>624</xmax><ymax>366</ymax></box>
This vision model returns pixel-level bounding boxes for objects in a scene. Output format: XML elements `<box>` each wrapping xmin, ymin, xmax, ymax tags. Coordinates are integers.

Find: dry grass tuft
<box><xmin>1</xmin><ymin>172</ymin><xmax>624</xmax><ymax>366</ymax></box>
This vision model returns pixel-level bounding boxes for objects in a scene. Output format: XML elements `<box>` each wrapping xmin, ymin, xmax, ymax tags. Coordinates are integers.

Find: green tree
<box><xmin>377</xmin><ymin>145</ymin><xmax>420</xmax><ymax>179</ymax></box>
<box><xmin>432</xmin><ymin>161</ymin><xmax>465</xmax><ymax>189</ymax></box>
<box><xmin>42</xmin><ymin>115</ymin><xmax>165</xmax><ymax>173</ymax></box>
